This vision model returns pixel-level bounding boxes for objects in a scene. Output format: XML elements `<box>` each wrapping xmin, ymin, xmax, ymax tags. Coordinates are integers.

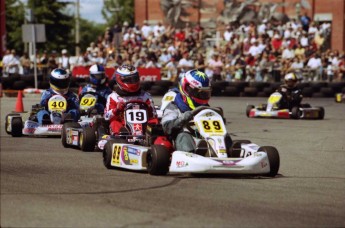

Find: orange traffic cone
<box><xmin>15</xmin><ymin>90</ymin><xmax>24</xmax><ymax>112</ymax></box>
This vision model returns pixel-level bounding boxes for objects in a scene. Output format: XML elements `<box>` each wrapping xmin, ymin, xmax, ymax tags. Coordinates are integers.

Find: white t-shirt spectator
<box><xmin>300</xmin><ymin>36</ymin><xmax>309</xmax><ymax>47</ymax></box>
<box><xmin>282</xmin><ymin>48</ymin><xmax>295</xmax><ymax>59</ymax></box>
<box><xmin>223</xmin><ymin>30</ymin><xmax>233</xmax><ymax>42</ymax></box>
<box><xmin>248</xmin><ymin>45</ymin><xmax>261</xmax><ymax>57</ymax></box>
<box><xmin>141</xmin><ymin>24</ymin><xmax>152</xmax><ymax>38</ymax></box>
<box><xmin>307</xmin><ymin>57</ymin><xmax>322</xmax><ymax>69</ymax></box>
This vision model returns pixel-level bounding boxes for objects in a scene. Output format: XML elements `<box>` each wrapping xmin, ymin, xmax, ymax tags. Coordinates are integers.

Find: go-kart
<box><xmin>246</xmin><ymin>92</ymin><xmax>325</xmax><ymax>119</ymax></box>
<box><xmin>335</xmin><ymin>93</ymin><xmax>345</xmax><ymax>103</ymax></box>
<box><xmin>146</xmin><ymin>106</ymin><xmax>280</xmax><ymax>176</ymax></box>
<box><xmin>61</xmin><ymin>100</ymin><xmax>172</xmax><ymax>174</ymax></box>
<box><xmin>5</xmin><ymin>94</ymin><xmax>78</xmax><ymax>137</ymax></box>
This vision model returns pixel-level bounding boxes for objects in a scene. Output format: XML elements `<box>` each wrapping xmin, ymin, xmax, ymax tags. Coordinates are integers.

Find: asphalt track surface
<box><xmin>1</xmin><ymin>95</ymin><xmax>345</xmax><ymax>227</ymax></box>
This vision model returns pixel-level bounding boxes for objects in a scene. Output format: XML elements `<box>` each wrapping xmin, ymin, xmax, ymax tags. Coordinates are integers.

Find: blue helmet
<box><xmin>89</xmin><ymin>64</ymin><xmax>106</xmax><ymax>86</ymax></box>
<box><xmin>179</xmin><ymin>69</ymin><xmax>211</xmax><ymax>109</ymax></box>
<box><xmin>49</xmin><ymin>68</ymin><xmax>70</xmax><ymax>94</ymax></box>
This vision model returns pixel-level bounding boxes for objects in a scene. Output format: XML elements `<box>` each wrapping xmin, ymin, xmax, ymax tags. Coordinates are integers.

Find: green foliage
<box><xmin>78</xmin><ymin>19</ymin><xmax>107</xmax><ymax>53</ymax></box>
<box><xmin>28</xmin><ymin>0</ymin><xmax>74</xmax><ymax>54</ymax></box>
<box><xmin>102</xmin><ymin>0</ymin><xmax>134</xmax><ymax>27</ymax></box>
<box><xmin>5</xmin><ymin>0</ymin><xmax>25</xmax><ymax>52</ymax></box>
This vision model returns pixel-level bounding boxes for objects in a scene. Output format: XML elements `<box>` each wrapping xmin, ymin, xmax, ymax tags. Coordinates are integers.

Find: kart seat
<box><xmin>195</xmin><ymin>139</ymin><xmax>208</xmax><ymax>157</ymax></box>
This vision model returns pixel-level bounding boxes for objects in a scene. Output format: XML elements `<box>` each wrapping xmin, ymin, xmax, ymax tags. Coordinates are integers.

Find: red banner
<box><xmin>72</xmin><ymin>66</ymin><xmax>161</xmax><ymax>81</ymax></box>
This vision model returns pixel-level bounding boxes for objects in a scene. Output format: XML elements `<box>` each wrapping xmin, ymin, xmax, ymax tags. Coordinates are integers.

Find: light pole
<box><xmin>75</xmin><ymin>0</ymin><xmax>80</xmax><ymax>56</ymax></box>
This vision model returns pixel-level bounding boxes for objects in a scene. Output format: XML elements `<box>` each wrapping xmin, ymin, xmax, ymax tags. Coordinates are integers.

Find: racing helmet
<box><xmin>49</xmin><ymin>68</ymin><xmax>71</xmax><ymax>94</ymax></box>
<box><xmin>89</xmin><ymin>64</ymin><xmax>106</xmax><ymax>86</ymax></box>
<box><xmin>115</xmin><ymin>64</ymin><xmax>140</xmax><ymax>93</ymax></box>
<box><xmin>284</xmin><ymin>72</ymin><xmax>298</xmax><ymax>88</ymax></box>
<box><xmin>179</xmin><ymin>69</ymin><xmax>211</xmax><ymax>109</ymax></box>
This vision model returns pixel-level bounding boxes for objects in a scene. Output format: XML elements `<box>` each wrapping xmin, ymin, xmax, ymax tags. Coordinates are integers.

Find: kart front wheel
<box><xmin>291</xmin><ymin>107</ymin><xmax>302</xmax><ymax>119</ymax></box>
<box><xmin>228</xmin><ymin>140</ymin><xmax>251</xmax><ymax>157</ymax></box>
<box><xmin>61</xmin><ymin>122</ymin><xmax>81</xmax><ymax>148</ymax></box>
<box><xmin>147</xmin><ymin>145</ymin><xmax>170</xmax><ymax>176</ymax></box>
<box><xmin>246</xmin><ymin>105</ymin><xmax>254</xmax><ymax>117</ymax></box>
<box><xmin>11</xmin><ymin>117</ymin><xmax>23</xmax><ymax>137</ymax></box>
<box><xmin>259</xmin><ymin>146</ymin><xmax>280</xmax><ymax>177</ymax></box>
<box><xmin>80</xmin><ymin>126</ymin><xmax>96</xmax><ymax>152</ymax></box>
<box><xmin>5</xmin><ymin>114</ymin><xmax>20</xmax><ymax>135</ymax></box>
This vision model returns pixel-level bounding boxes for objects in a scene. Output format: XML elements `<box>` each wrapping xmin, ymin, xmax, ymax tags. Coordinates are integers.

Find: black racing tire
<box><xmin>228</xmin><ymin>140</ymin><xmax>252</xmax><ymax>157</ymax></box>
<box><xmin>258</xmin><ymin>146</ymin><xmax>280</xmax><ymax>177</ymax></box>
<box><xmin>243</xmin><ymin>87</ymin><xmax>258</xmax><ymax>97</ymax></box>
<box><xmin>155</xmin><ymin>80</ymin><xmax>173</xmax><ymax>88</ymax></box>
<box><xmin>149</xmin><ymin>85</ymin><xmax>167</xmax><ymax>96</ymax></box>
<box><xmin>11</xmin><ymin>117</ymin><xmax>23</xmax><ymax>137</ymax></box>
<box><xmin>61</xmin><ymin>122</ymin><xmax>81</xmax><ymax>148</ymax></box>
<box><xmin>302</xmin><ymin>87</ymin><xmax>313</xmax><ymax>97</ymax></box>
<box><xmin>320</xmin><ymin>87</ymin><xmax>335</xmax><ymax>97</ymax></box>
<box><xmin>147</xmin><ymin>145</ymin><xmax>170</xmax><ymax>175</ymax></box>
<box><xmin>12</xmin><ymin>80</ymin><xmax>27</xmax><ymax>90</ymax></box>
<box><xmin>103</xmin><ymin>139</ymin><xmax>127</xmax><ymax>169</ymax></box>
<box><xmin>291</xmin><ymin>107</ymin><xmax>301</xmax><ymax>119</ymax></box>
<box><xmin>140</xmin><ymin>81</ymin><xmax>154</xmax><ymax>91</ymax></box>
<box><xmin>223</xmin><ymin>86</ymin><xmax>239</xmax><ymax>96</ymax></box>
<box><xmin>80</xmin><ymin>126</ymin><xmax>96</xmax><ymax>152</ymax></box>
<box><xmin>316</xmin><ymin>106</ymin><xmax>325</xmax><ymax>120</ymax></box>
<box><xmin>246</xmin><ymin>105</ymin><xmax>255</xmax><ymax>117</ymax></box>
<box><xmin>5</xmin><ymin>114</ymin><xmax>20</xmax><ymax>135</ymax></box>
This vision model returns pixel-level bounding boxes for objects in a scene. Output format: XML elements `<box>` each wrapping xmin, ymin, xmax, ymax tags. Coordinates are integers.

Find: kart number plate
<box><xmin>80</xmin><ymin>94</ymin><xmax>96</xmax><ymax>110</ymax></box>
<box><xmin>201</xmin><ymin>120</ymin><xmax>224</xmax><ymax>133</ymax></box>
<box><xmin>48</xmin><ymin>95</ymin><xmax>67</xmax><ymax>112</ymax></box>
<box><xmin>125</xmin><ymin>109</ymin><xmax>147</xmax><ymax>124</ymax></box>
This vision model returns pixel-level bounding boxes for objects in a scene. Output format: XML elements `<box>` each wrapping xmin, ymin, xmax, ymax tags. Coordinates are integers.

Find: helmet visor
<box><xmin>120</xmin><ymin>72</ymin><xmax>140</xmax><ymax>84</ymax></box>
<box><xmin>186</xmin><ymin>85</ymin><xmax>211</xmax><ymax>100</ymax></box>
<box><xmin>91</xmin><ymin>73</ymin><xmax>105</xmax><ymax>80</ymax></box>
<box><xmin>50</xmin><ymin>76</ymin><xmax>70</xmax><ymax>89</ymax></box>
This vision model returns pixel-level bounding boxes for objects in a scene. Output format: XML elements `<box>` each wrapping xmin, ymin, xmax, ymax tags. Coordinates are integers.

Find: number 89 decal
<box><xmin>201</xmin><ymin>120</ymin><xmax>224</xmax><ymax>133</ymax></box>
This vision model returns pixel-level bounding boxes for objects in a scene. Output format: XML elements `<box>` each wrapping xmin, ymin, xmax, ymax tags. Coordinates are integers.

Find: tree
<box><xmin>102</xmin><ymin>0</ymin><xmax>134</xmax><ymax>27</ymax></box>
<box><xmin>27</xmin><ymin>0</ymin><xmax>74</xmax><ymax>53</ymax></box>
<box><xmin>5</xmin><ymin>0</ymin><xmax>25</xmax><ymax>52</ymax></box>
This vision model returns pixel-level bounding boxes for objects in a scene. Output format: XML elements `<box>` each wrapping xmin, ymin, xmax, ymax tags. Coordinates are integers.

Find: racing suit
<box><xmin>276</xmin><ymin>85</ymin><xmax>303</xmax><ymax>110</ymax></box>
<box><xmin>161</xmin><ymin>88</ymin><xmax>204</xmax><ymax>152</ymax></box>
<box><xmin>37</xmin><ymin>88</ymin><xmax>80</xmax><ymax>124</ymax></box>
<box><xmin>80</xmin><ymin>84</ymin><xmax>112</xmax><ymax>114</ymax></box>
<box><xmin>104</xmin><ymin>85</ymin><xmax>158</xmax><ymax>135</ymax></box>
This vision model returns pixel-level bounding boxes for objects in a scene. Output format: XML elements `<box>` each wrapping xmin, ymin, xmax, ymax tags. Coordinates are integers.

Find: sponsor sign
<box><xmin>72</xmin><ymin>67</ymin><xmax>161</xmax><ymax>81</ymax></box>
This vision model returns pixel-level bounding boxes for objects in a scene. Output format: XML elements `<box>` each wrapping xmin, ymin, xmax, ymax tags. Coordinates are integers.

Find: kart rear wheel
<box><xmin>80</xmin><ymin>126</ymin><xmax>96</xmax><ymax>152</ymax></box>
<box><xmin>147</xmin><ymin>145</ymin><xmax>170</xmax><ymax>176</ymax></box>
<box><xmin>258</xmin><ymin>146</ymin><xmax>280</xmax><ymax>177</ymax></box>
<box><xmin>246</xmin><ymin>105</ymin><xmax>254</xmax><ymax>117</ymax></box>
<box><xmin>316</xmin><ymin>106</ymin><xmax>325</xmax><ymax>120</ymax></box>
<box><xmin>228</xmin><ymin>140</ymin><xmax>251</xmax><ymax>157</ymax></box>
<box><xmin>5</xmin><ymin>114</ymin><xmax>20</xmax><ymax>135</ymax></box>
<box><xmin>103</xmin><ymin>139</ymin><xmax>127</xmax><ymax>169</ymax></box>
<box><xmin>61</xmin><ymin>122</ymin><xmax>81</xmax><ymax>148</ymax></box>
<box><xmin>11</xmin><ymin>117</ymin><xmax>23</xmax><ymax>137</ymax></box>
<box><xmin>291</xmin><ymin>107</ymin><xmax>301</xmax><ymax>119</ymax></box>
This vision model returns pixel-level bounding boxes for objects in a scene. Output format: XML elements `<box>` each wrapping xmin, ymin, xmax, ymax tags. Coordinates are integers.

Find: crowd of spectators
<box><xmin>2</xmin><ymin>13</ymin><xmax>345</xmax><ymax>83</ymax></box>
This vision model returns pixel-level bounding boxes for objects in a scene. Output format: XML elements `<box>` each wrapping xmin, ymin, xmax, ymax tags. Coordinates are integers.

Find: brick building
<box><xmin>134</xmin><ymin>0</ymin><xmax>345</xmax><ymax>51</ymax></box>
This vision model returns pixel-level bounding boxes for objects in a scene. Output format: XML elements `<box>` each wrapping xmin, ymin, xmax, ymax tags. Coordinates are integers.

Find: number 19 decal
<box><xmin>202</xmin><ymin>120</ymin><xmax>224</xmax><ymax>133</ymax></box>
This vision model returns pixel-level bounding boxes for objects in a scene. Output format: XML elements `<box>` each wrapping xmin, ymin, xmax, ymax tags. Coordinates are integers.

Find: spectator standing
<box><xmin>177</xmin><ymin>51</ymin><xmax>194</xmax><ymax>73</ymax></box>
<box><xmin>207</xmin><ymin>53</ymin><xmax>224</xmax><ymax>82</ymax></box>
<box><xmin>58</xmin><ymin>49</ymin><xmax>71</xmax><ymax>70</ymax></box>
<box><xmin>300</xmin><ymin>12</ymin><xmax>311</xmax><ymax>32</ymax></box>
<box><xmin>2</xmin><ymin>49</ymin><xmax>20</xmax><ymax>78</ymax></box>
<box><xmin>141</xmin><ymin>20</ymin><xmax>152</xmax><ymax>39</ymax></box>
<box><xmin>307</xmin><ymin>53</ymin><xmax>322</xmax><ymax>81</ymax></box>
<box><xmin>20</xmin><ymin>52</ymin><xmax>31</xmax><ymax>76</ymax></box>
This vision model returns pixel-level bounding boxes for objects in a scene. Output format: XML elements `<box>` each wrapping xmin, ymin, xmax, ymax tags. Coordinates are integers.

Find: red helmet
<box><xmin>115</xmin><ymin>64</ymin><xmax>140</xmax><ymax>93</ymax></box>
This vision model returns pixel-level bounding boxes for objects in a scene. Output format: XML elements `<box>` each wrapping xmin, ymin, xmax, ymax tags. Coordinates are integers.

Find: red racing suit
<box><xmin>104</xmin><ymin>86</ymin><xmax>158</xmax><ymax>135</ymax></box>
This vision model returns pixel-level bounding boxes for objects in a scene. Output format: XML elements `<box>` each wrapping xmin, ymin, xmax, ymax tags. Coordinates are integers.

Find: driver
<box><xmin>104</xmin><ymin>64</ymin><xmax>158</xmax><ymax>135</ymax></box>
<box><xmin>161</xmin><ymin>69</ymin><xmax>232</xmax><ymax>154</ymax></box>
<box><xmin>276</xmin><ymin>72</ymin><xmax>303</xmax><ymax>110</ymax></box>
<box><xmin>80</xmin><ymin>64</ymin><xmax>112</xmax><ymax>114</ymax></box>
<box><xmin>37</xmin><ymin>68</ymin><xmax>80</xmax><ymax>124</ymax></box>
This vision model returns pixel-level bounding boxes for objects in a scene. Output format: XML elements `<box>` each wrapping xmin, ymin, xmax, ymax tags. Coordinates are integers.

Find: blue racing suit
<box><xmin>37</xmin><ymin>88</ymin><xmax>80</xmax><ymax>124</ymax></box>
<box><xmin>80</xmin><ymin>84</ymin><xmax>112</xmax><ymax>114</ymax></box>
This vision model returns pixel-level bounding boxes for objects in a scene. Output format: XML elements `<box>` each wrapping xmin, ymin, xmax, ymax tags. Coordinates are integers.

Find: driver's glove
<box><xmin>179</xmin><ymin>111</ymin><xmax>193</xmax><ymax>124</ymax></box>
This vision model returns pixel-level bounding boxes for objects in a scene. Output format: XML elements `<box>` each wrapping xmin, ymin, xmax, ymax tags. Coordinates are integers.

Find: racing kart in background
<box><xmin>5</xmin><ymin>94</ymin><xmax>78</xmax><ymax>137</ymax></box>
<box><xmin>246</xmin><ymin>92</ymin><xmax>325</xmax><ymax>119</ymax></box>
<box><xmin>147</xmin><ymin>106</ymin><xmax>280</xmax><ymax>177</ymax></box>
<box><xmin>5</xmin><ymin>94</ymin><xmax>95</xmax><ymax>137</ymax></box>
